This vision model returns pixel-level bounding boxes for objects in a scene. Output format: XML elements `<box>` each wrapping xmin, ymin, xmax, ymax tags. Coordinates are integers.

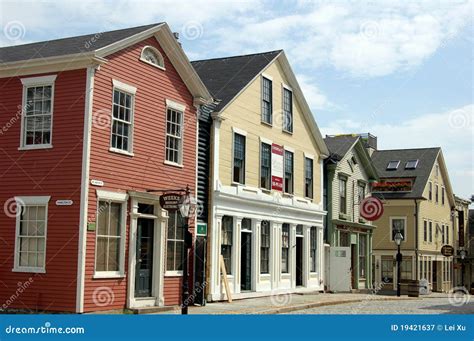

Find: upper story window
<box><xmin>390</xmin><ymin>217</ymin><xmax>406</xmax><ymax>241</ymax></box>
<box><xmin>441</xmin><ymin>187</ymin><xmax>445</xmax><ymax>205</ymax></box>
<box><xmin>386</xmin><ymin>160</ymin><xmax>400</xmax><ymax>170</ymax></box>
<box><xmin>110</xmin><ymin>80</ymin><xmax>136</xmax><ymax>155</ymax></box>
<box><xmin>233</xmin><ymin>133</ymin><xmax>246</xmax><ymax>184</ymax></box>
<box><xmin>14</xmin><ymin>196</ymin><xmax>50</xmax><ymax>273</ymax></box>
<box><xmin>260</xmin><ymin>142</ymin><xmax>271</xmax><ymax>190</ymax></box>
<box><xmin>261</xmin><ymin>76</ymin><xmax>272</xmax><ymax>124</ymax></box>
<box><xmin>165</xmin><ymin>107</ymin><xmax>184</xmax><ymax>165</ymax></box>
<box><xmin>284</xmin><ymin>150</ymin><xmax>294</xmax><ymax>194</ymax></box>
<box><xmin>20</xmin><ymin>75</ymin><xmax>57</xmax><ymax>149</ymax></box>
<box><xmin>435</xmin><ymin>184</ymin><xmax>439</xmax><ymax>203</ymax></box>
<box><xmin>435</xmin><ymin>163</ymin><xmax>439</xmax><ymax>177</ymax></box>
<box><xmin>304</xmin><ymin>157</ymin><xmax>313</xmax><ymax>198</ymax></box>
<box><xmin>282</xmin><ymin>87</ymin><xmax>293</xmax><ymax>133</ymax></box>
<box><xmin>358</xmin><ymin>183</ymin><xmax>366</xmax><ymax>204</ymax></box>
<box><xmin>428</xmin><ymin>182</ymin><xmax>433</xmax><ymax>200</ymax></box>
<box><xmin>140</xmin><ymin>46</ymin><xmax>165</xmax><ymax>69</ymax></box>
<box><xmin>339</xmin><ymin>177</ymin><xmax>347</xmax><ymax>214</ymax></box>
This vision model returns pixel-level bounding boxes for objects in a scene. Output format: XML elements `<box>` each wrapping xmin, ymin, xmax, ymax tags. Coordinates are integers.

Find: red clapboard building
<box><xmin>0</xmin><ymin>23</ymin><xmax>211</xmax><ymax>313</ymax></box>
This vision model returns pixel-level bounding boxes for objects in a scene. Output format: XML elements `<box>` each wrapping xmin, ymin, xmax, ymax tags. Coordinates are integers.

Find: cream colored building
<box><xmin>453</xmin><ymin>196</ymin><xmax>471</xmax><ymax>288</ymax></box>
<box><xmin>371</xmin><ymin>147</ymin><xmax>456</xmax><ymax>292</ymax></box>
<box><xmin>193</xmin><ymin>50</ymin><xmax>329</xmax><ymax>300</ymax></box>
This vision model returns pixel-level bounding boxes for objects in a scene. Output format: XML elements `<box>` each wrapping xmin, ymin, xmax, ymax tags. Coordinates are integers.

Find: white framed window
<box><xmin>282</xmin><ymin>86</ymin><xmax>293</xmax><ymax>133</ymax></box>
<box><xmin>390</xmin><ymin>216</ymin><xmax>407</xmax><ymax>242</ymax></box>
<box><xmin>13</xmin><ymin>196</ymin><xmax>50</xmax><ymax>273</ymax></box>
<box><xmin>140</xmin><ymin>46</ymin><xmax>165</xmax><ymax>70</ymax></box>
<box><xmin>94</xmin><ymin>190</ymin><xmax>127</xmax><ymax>278</ymax></box>
<box><xmin>110</xmin><ymin>80</ymin><xmax>136</xmax><ymax>155</ymax></box>
<box><xmin>310</xmin><ymin>226</ymin><xmax>317</xmax><ymax>272</ymax></box>
<box><xmin>165</xmin><ymin>100</ymin><xmax>185</xmax><ymax>166</ymax></box>
<box><xmin>261</xmin><ymin>76</ymin><xmax>272</xmax><ymax>124</ymax></box>
<box><xmin>221</xmin><ymin>216</ymin><xmax>233</xmax><ymax>275</ymax></box>
<box><xmin>166</xmin><ymin>211</ymin><xmax>185</xmax><ymax>275</ymax></box>
<box><xmin>260</xmin><ymin>221</ymin><xmax>270</xmax><ymax>274</ymax></box>
<box><xmin>281</xmin><ymin>223</ymin><xmax>290</xmax><ymax>273</ymax></box>
<box><xmin>233</xmin><ymin>132</ymin><xmax>246</xmax><ymax>184</ymax></box>
<box><xmin>20</xmin><ymin>75</ymin><xmax>57</xmax><ymax>150</ymax></box>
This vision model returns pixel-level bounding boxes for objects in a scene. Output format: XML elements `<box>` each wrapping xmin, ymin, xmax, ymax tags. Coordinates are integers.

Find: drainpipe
<box><xmin>414</xmin><ymin>199</ymin><xmax>419</xmax><ymax>280</ymax></box>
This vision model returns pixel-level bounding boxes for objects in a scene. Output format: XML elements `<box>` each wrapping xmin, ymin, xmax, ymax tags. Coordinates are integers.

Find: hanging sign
<box><xmin>271</xmin><ymin>143</ymin><xmax>284</xmax><ymax>191</ymax></box>
<box><xmin>359</xmin><ymin>196</ymin><xmax>384</xmax><ymax>221</ymax></box>
<box><xmin>441</xmin><ymin>245</ymin><xmax>454</xmax><ymax>257</ymax></box>
<box><xmin>159</xmin><ymin>193</ymin><xmax>182</xmax><ymax>211</ymax></box>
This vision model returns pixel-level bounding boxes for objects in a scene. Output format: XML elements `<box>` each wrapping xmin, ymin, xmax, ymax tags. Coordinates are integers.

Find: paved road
<box><xmin>287</xmin><ymin>297</ymin><xmax>474</xmax><ymax>314</ymax></box>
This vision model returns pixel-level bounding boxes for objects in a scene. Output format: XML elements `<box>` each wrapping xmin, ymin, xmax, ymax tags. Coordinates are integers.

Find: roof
<box><xmin>0</xmin><ymin>23</ymin><xmax>160</xmax><ymax>63</ymax></box>
<box><xmin>371</xmin><ymin>147</ymin><xmax>440</xmax><ymax>200</ymax></box>
<box><xmin>324</xmin><ymin>135</ymin><xmax>359</xmax><ymax>161</ymax></box>
<box><xmin>191</xmin><ymin>50</ymin><xmax>282</xmax><ymax>112</ymax></box>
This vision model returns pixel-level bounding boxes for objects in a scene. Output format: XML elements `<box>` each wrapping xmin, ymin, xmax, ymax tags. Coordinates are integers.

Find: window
<box><xmin>111</xmin><ymin>88</ymin><xmax>134</xmax><ymax>153</ymax></box>
<box><xmin>310</xmin><ymin>227</ymin><xmax>317</xmax><ymax>272</ymax></box>
<box><xmin>435</xmin><ymin>184</ymin><xmax>439</xmax><ymax>203</ymax></box>
<box><xmin>429</xmin><ymin>221</ymin><xmax>433</xmax><ymax>243</ymax></box>
<box><xmin>281</xmin><ymin>223</ymin><xmax>290</xmax><ymax>273</ymax></box>
<box><xmin>140</xmin><ymin>46</ymin><xmax>165</xmax><ymax>69</ymax></box>
<box><xmin>166</xmin><ymin>211</ymin><xmax>185</xmax><ymax>272</ymax></box>
<box><xmin>405</xmin><ymin>159</ymin><xmax>419</xmax><ymax>169</ymax></box>
<box><xmin>400</xmin><ymin>257</ymin><xmax>412</xmax><ymax>280</ymax></box>
<box><xmin>359</xmin><ymin>234</ymin><xmax>367</xmax><ymax>278</ymax></box>
<box><xmin>386</xmin><ymin>160</ymin><xmax>400</xmax><ymax>170</ymax></box>
<box><xmin>284</xmin><ymin>150</ymin><xmax>294</xmax><ymax>194</ymax></box>
<box><xmin>428</xmin><ymin>182</ymin><xmax>432</xmax><ymax>200</ymax></box>
<box><xmin>165</xmin><ymin>107</ymin><xmax>183</xmax><ymax>164</ymax></box>
<box><xmin>339</xmin><ymin>178</ymin><xmax>347</xmax><ymax>214</ymax></box>
<box><xmin>391</xmin><ymin>217</ymin><xmax>406</xmax><ymax>241</ymax></box>
<box><xmin>261</xmin><ymin>77</ymin><xmax>272</xmax><ymax>124</ymax></box>
<box><xmin>442</xmin><ymin>187</ymin><xmax>445</xmax><ymax>205</ymax></box>
<box><xmin>233</xmin><ymin>133</ymin><xmax>246</xmax><ymax>184</ymax></box>
<box><xmin>282</xmin><ymin>87</ymin><xmax>293</xmax><ymax>133</ymax></box>
<box><xmin>435</xmin><ymin>164</ymin><xmax>439</xmax><ymax>177</ymax></box>
<box><xmin>358</xmin><ymin>183</ymin><xmax>365</xmax><ymax>204</ymax></box>
<box><xmin>304</xmin><ymin>157</ymin><xmax>313</xmax><ymax>198</ymax></box>
<box><xmin>14</xmin><ymin>196</ymin><xmax>50</xmax><ymax>272</ymax></box>
<box><xmin>381</xmin><ymin>258</ymin><xmax>393</xmax><ymax>283</ymax></box>
<box><xmin>423</xmin><ymin>220</ymin><xmax>427</xmax><ymax>242</ymax></box>
<box><xmin>446</xmin><ymin>224</ymin><xmax>449</xmax><ymax>244</ymax></box>
<box><xmin>96</xmin><ymin>201</ymin><xmax>124</xmax><ymax>273</ymax></box>
<box><xmin>21</xmin><ymin>75</ymin><xmax>56</xmax><ymax>148</ymax></box>
<box><xmin>221</xmin><ymin>216</ymin><xmax>233</xmax><ymax>274</ymax></box>
<box><xmin>260</xmin><ymin>221</ymin><xmax>270</xmax><ymax>274</ymax></box>
<box><xmin>441</xmin><ymin>224</ymin><xmax>445</xmax><ymax>244</ymax></box>
<box><xmin>260</xmin><ymin>143</ymin><xmax>271</xmax><ymax>190</ymax></box>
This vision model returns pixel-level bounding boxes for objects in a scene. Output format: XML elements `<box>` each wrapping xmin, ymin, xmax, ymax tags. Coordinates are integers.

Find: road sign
<box><xmin>197</xmin><ymin>223</ymin><xmax>207</xmax><ymax>236</ymax></box>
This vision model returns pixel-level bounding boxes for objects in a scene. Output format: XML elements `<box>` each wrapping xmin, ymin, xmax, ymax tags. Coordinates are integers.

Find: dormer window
<box><xmin>405</xmin><ymin>159</ymin><xmax>419</xmax><ymax>169</ymax></box>
<box><xmin>386</xmin><ymin>160</ymin><xmax>400</xmax><ymax>170</ymax></box>
<box><xmin>140</xmin><ymin>46</ymin><xmax>165</xmax><ymax>69</ymax></box>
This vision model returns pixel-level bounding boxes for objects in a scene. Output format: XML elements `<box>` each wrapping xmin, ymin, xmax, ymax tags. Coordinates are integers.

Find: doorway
<box><xmin>240</xmin><ymin>231</ymin><xmax>252</xmax><ymax>291</ymax></box>
<box><xmin>135</xmin><ymin>218</ymin><xmax>154</xmax><ymax>297</ymax></box>
<box><xmin>296</xmin><ymin>237</ymin><xmax>303</xmax><ymax>286</ymax></box>
<box><xmin>351</xmin><ymin>244</ymin><xmax>357</xmax><ymax>289</ymax></box>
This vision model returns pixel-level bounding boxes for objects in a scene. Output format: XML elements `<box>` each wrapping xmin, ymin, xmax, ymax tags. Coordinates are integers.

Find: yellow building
<box><xmin>453</xmin><ymin>196</ymin><xmax>471</xmax><ymax>288</ymax></box>
<box><xmin>193</xmin><ymin>51</ymin><xmax>329</xmax><ymax>301</ymax></box>
<box><xmin>371</xmin><ymin>147</ymin><xmax>456</xmax><ymax>292</ymax></box>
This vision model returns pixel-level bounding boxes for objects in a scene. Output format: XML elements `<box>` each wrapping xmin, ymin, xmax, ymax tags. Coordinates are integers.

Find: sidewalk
<box><xmin>155</xmin><ymin>292</ymin><xmax>425</xmax><ymax>315</ymax></box>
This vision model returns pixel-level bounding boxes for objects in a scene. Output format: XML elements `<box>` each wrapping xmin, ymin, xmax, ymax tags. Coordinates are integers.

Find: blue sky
<box><xmin>1</xmin><ymin>0</ymin><xmax>473</xmax><ymax>204</ymax></box>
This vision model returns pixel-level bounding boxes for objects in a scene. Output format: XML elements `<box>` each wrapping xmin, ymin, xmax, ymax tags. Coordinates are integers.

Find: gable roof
<box><xmin>0</xmin><ymin>23</ymin><xmax>211</xmax><ymax>102</ymax></box>
<box><xmin>191</xmin><ymin>50</ymin><xmax>281</xmax><ymax>112</ymax></box>
<box><xmin>0</xmin><ymin>24</ymin><xmax>160</xmax><ymax>63</ymax></box>
<box><xmin>371</xmin><ymin>147</ymin><xmax>440</xmax><ymax>200</ymax></box>
<box><xmin>192</xmin><ymin>50</ymin><xmax>329</xmax><ymax>157</ymax></box>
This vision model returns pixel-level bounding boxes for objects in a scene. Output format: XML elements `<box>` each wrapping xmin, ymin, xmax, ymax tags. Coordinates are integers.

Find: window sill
<box><xmin>18</xmin><ymin>144</ymin><xmax>53</xmax><ymax>151</ymax></box>
<box><xmin>109</xmin><ymin>147</ymin><xmax>134</xmax><ymax>157</ymax></box>
<box><xmin>93</xmin><ymin>272</ymin><xmax>125</xmax><ymax>279</ymax></box>
<box><xmin>165</xmin><ymin>271</ymin><xmax>183</xmax><ymax>277</ymax></box>
<box><xmin>231</xmin><ymin>181</ymin><xmax>245</xmax><ymax>187</ymax></box>
<box><xmin>282</xmin><ymin>129</ymin><xmax>293</xmax><ymax>135</ymax></box>
<box><xmin>12</xmin><ymin>267</ymin><xmax>46</xmax><ymax>274</ymax></box>
<box><xmin>139</xmin><ymin>57</ymin><xmax>166</xmax><ymax>71</ymax></box>
<box><xmin>260</xmin><ymin>120</ymin><xmax>273</xmax><ymax>127</ymax></box>
<box><xmin>283</xmin><ymin>192</ymin><xmax>294</xmax><ymax>197</ymax></box>
<box><xmin>260</xmin><ymin>188</ymin><xmax>271</xmax><ymax>194</ymax></box>
<box><xmin>163</xmin><ymin>160</ymin><xmax>183</xmax><ymax>168</ymax></box>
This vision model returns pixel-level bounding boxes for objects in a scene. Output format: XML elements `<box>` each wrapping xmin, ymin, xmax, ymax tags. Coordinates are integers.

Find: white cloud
<box><xmin>296</xmin><ymin>73</ymin><xmax>334</xmax><ymax>110</ymax></box>
<box><xmin>321</xmin><ymin>104</ymin><xmax>474</xmax><ymax>205</ymax></box>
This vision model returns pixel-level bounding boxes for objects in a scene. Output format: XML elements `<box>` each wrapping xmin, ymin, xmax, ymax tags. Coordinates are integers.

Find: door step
<box><xmin>130</xmin><ymin>306</ymin><xmax>178</xmax><ymax>314</ymax></box>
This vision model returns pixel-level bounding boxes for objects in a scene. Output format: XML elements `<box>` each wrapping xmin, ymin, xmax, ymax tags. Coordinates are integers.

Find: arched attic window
<box><xmin>140</xmin><ymin>46</ymin><xmax>165</xmax><ymax>69</ymax></box>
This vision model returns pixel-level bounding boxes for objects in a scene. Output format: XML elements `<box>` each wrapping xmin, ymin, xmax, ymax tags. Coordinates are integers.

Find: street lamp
<box><xmin>460</xmin><ymin>249</ymin><xmax>467</xmax><ymax>289</ymax></box>
<box><xmin>179</xmin><ymin>185</ymin><xmax>196</xmax><ymax>315</ymax></box>
<box><xmin>394</xmin><ymin>232</ymin><xmax>403</xmax><ymax>297</ymax></box>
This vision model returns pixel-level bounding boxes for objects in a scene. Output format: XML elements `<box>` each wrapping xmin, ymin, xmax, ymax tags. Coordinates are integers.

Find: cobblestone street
<box><xmin>287</xmin><ymin>297</ymin><xmax>474</xmax><ymax>314</ymax></box>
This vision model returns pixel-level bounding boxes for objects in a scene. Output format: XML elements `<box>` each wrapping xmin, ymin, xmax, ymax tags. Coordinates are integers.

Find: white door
<box><xmin>329</xmin><ymin>247</ymin><xmax>351</xmax><ymax>292</ymax></box>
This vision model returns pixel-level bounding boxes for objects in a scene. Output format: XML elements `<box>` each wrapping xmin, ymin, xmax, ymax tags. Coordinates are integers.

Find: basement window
<box><xmin>386</xmin><ymin>160</ymin><xmax>400</xmax><ymax>170</ymax></box>
<box><xmin>405</xmin><ymin>159</ymin><xmax>419</xmax><ymax>169</ymax></box>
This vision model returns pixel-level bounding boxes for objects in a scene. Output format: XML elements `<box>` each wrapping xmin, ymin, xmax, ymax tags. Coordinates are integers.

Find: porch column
<box><xmin>252</xmin><ymin>219</ymin><xmax>261</xmax><ymax>289</ymax></box>
<box><xmin>156</xmin><ymin>207</ymin><xmax>168</xmax><ymax>306</ymax></box>
<box><xmin>272</xmin><ymin>222</ymin><xmax>282</xmax><ymax>289</ymax></box>
<box><xmin>303</xmin><ymin>225</ymin><xmax>311</xmax><ymax>287</ymax></box>
<box><xmin>211</xmin><ymin>214</ymin><xmax>223</xmax><ymax>299</ymax></box>
<box><xmin>290</xmin><ymin>223</ymin><xmax>297</xmax><ymax>288</ymax></box>
<box><xmin>233</xmin><ymin>216</ymin><xmax>242</xmax><ymax>294</ymax></box>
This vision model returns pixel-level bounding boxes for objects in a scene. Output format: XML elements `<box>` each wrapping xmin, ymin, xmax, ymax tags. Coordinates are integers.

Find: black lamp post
<box><xmin>179</xmin><ymin>185</ymin><xmax>196</xmax><ymax>315</ymax></box>
<box><xmin>394</xmin><ymin>232</ymin><xmax>403</xmax><ymax>297</ymax></box>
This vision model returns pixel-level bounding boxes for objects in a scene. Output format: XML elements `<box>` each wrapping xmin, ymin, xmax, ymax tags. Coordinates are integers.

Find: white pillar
<box><xmin>252</xmin><ymin>219</ymin><xmax>261</xmax><ymax>290</ymax></box>
<box><xmin>210</xmin><ymin>214</ymin><xmax>223</xmax><ymax>300</ymax></box>
<box><xmin>272</xmin><ymin>222</ymin><xmax>282</xmax><ymax>289</ymax></box>
<box><xmin>303</xmin><ymin>225</ymin><xmax>311</xmax><ymax>287</ymax></box>
<box><xmin>290</xmin><ymin>223</ymin><xmax>297</xmax><ymax>288</ymax></box>
<box><xmin>233</xmin><ymin>216</ymin><xmax>242</xmax><ymax>294</ymax></box>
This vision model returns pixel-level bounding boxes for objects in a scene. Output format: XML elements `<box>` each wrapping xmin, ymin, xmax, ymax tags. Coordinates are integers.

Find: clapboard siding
<box><xmin>0</xmin><ymin>69</ymin><xmax>86</xmax><ymax>312</ymax></box>
<box><xmin>83</xmin><ymin>36</ymin><xmax>197</xmax><ymax>312</ymax></box>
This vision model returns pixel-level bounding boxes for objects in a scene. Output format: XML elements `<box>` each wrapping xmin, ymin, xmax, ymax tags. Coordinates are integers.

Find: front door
<box><xmin>329</xmin><ymin>247</ymin><xmax>351</xmax><ymax>292</ymax></box>
<box><xmin>135</xmin><ymin>218</ymin><xmax>154</xmax><ymax>297</ymax></box>
<box><xmin>240</xmin><ymin>232</ymin><xmax>252</xmax><ymax>291</ymax></box>
<box><xmin>296</xmin><ymin>237</ymin><xmax>303</xmax><ymax>286</ymax></box>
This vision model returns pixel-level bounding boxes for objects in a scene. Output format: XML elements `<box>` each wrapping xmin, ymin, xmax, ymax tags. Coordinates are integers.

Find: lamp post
<box><xmin>460</xmin><ymin>249</ymin><xmax>467</xmax><ymax>289</ymax></box>
<box><xmin>394</xmin><ymin>232</ymin><xmax>403</xmax><ymax>297</ymax></box>
<box><xmin>179</xmin><ymin>185</ymin><xmax>196</xmax><ymax>315</ymax></box>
